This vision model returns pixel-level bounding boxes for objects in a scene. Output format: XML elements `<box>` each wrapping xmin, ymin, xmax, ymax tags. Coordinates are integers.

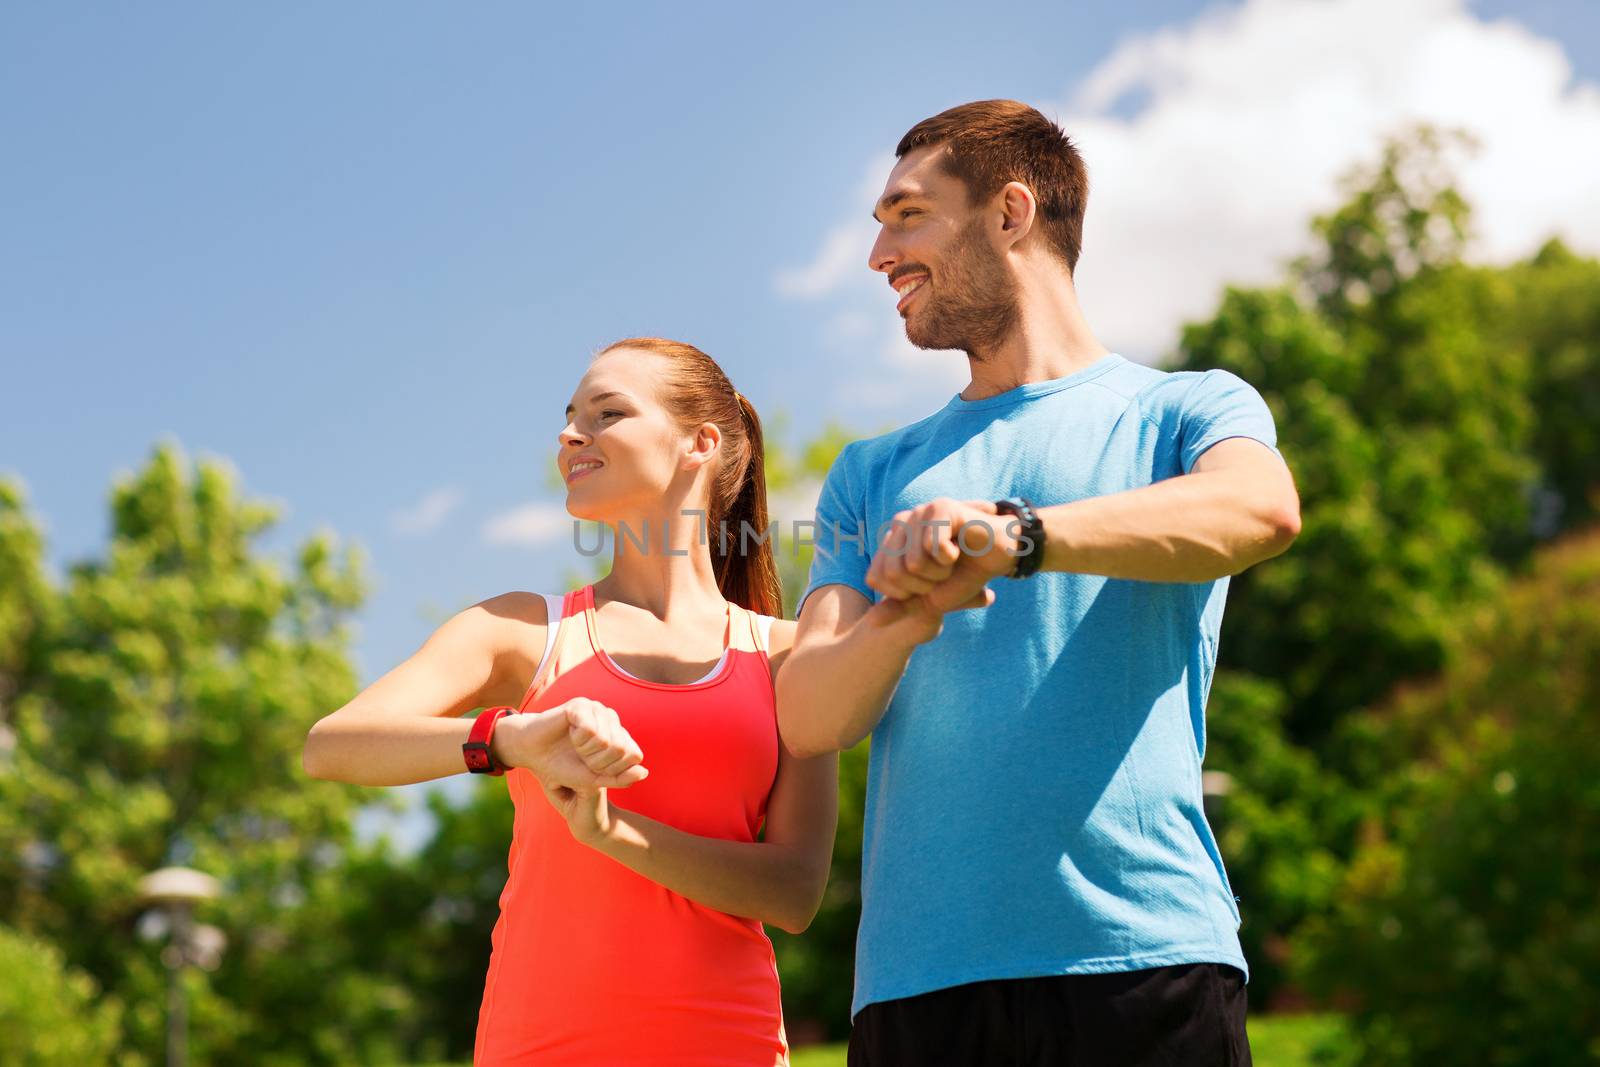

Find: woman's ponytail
<box><xmin>716</xmin><ymin>391</ymin><xmax>783</xmax><ymax>618</ymax></box>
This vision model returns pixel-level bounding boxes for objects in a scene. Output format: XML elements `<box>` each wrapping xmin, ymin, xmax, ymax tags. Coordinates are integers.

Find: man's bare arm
<box><xmin>774</xmin><ymin>584</ymin><xmax>985</xmax><ymax>759</ymax></box>
<box><xmin>864</xmin><ymin>436</ymin><xmax>1302</xmax><ymax>606</ymax></box>
<box><xmin>1035</xmin><ymin>437</ymin><xmax>1301</xmax><ymax>582</ymax></box>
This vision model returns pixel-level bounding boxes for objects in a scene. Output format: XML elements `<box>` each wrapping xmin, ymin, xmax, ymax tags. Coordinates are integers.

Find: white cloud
<box><xmin>775</xmin><ymin>155</ymin><xmax>895</xmax><ymax>300</ymax></box>
<box><xmin>1061</xmin><ymin>0</ymin><xmax>1600</xmax><ymax>360</ymax></box>
<box><xmin>773</xmin><ymin>155</ymin><xmax>975</xmax><ymax>412</ymax></box>
<box><xmin>389</xmin><ymin>486</ymin><xmax>463</xmax><ymax>536</ymax></box>
<box><xmin>778</xmin><ymin>0</ymin><xmax>1600</xmax><ymax>393</ymax></box>
<box><xmin>482</xmin><ymin>501</ymin><xmax>574</xmax><ymax>547</ymax></box>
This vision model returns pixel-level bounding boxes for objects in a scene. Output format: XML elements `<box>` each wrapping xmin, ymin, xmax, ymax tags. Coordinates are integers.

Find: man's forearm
<box><xmin>1038</xmin><ymin>466</ymin><xmax>1299</xmax><ymax>583</ymax></box>
<box><xmin>776</xmin><ymin>603</ymin><xmax>928</xmax><ymax>758</ymax></box>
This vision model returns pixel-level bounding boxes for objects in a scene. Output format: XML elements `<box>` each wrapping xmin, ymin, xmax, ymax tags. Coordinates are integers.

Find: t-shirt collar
<box><xmin>943</xmin><ymin>352</ymin><xmax>1125</xmax><ymax>413</ymax></box>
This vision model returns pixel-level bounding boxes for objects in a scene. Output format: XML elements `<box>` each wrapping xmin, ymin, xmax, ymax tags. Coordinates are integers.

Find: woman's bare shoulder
<box><xmin>466</xmin><ymin>592</ymin><xmax>559</xmax><ymax>704</ymax></box>
<box><xmin>464</xmin><ymin>591</ymin><xmax>558</xmax><ymax>661</ymax></box>
<box><xmin>766</xmin><ymin>617</ymin><xmax>798</xmax><ymax>658</ymax></box>
<box><xmin>480</xmin><ymin>590</ymin><xmax>554</xmax><ymax>627</ymax></box>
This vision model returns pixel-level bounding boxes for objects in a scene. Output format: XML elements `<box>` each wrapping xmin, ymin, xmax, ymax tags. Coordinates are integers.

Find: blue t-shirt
<box><xmin>798</xmin><ymin>351</ymin><xmax>1280</xmax><ymax>1019</ymax></box>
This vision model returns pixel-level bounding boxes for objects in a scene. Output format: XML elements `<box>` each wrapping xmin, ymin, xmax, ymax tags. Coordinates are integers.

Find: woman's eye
<box><xmin>601</xmin><ymin>410</ymin><xmax>624</xmax><ymax>419</ymax></box>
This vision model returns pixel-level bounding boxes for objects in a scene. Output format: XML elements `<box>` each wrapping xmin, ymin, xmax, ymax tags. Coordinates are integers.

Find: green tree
<box><xmin>0</xmin><ymin>925</ymin><xmax>128</xmax><ymax>1066</ymax></box>
<box><xmin>1492</xmin><ymin>238</ymin><xmax>1600</xmax><ymax>533</ymax></box>
<box><xmin>0</xmin><ymin>444</ymin><xmax>412</xmax><ymax>1066</ymax></box>
<box><xmin>1177</xmin><ymin>125</ymin><xmax>1539</xmax><ymax>741</ymax></box>
<box><xmin>1201</xmin><ymin>673</ymin><xmax>1356</xmax><ymax>1010</ymax></box>
<box><xmin>329</xmin><ymin>782</ymin><xmax>515</xmax><ymax>1063</ymax></box>
<box><xmin>1172</xmin><ymin>124</ymin><xmax>1600</xmax><ymax>1015</ymax></box>
<box><xmin>1296</xmin><ymin>527</ymin><xmax>1600</xmax><ymax>1066</ymax></box>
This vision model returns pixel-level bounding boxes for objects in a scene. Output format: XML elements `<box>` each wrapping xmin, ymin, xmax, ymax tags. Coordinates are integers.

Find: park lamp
<box><xmin>1202</xmin><ymin>770</ymin><xmax>1234</xmax><ymax>822</ymax></box>
<box><xmin>136</xmin><ymin>866</ymin><xmax>226</xmax><ymax>1067</ymax></box>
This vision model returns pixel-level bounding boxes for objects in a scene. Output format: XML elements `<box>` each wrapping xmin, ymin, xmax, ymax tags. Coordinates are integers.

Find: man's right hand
<box><xmin>490</xmin><ymin>698</ymin><xmax>648</xmax><ymax>790</ymax></box>
<box><xmin>864</xmin><ymin>585</ymin><xmax>994</xmax><ymax>647</ymax></box>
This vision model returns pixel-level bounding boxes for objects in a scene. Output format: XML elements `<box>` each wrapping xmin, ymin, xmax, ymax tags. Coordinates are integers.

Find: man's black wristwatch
<box><xmin>992</xmin><ymin>496</ymin><xmax>1047</xmax><ymax>579</ymax></box>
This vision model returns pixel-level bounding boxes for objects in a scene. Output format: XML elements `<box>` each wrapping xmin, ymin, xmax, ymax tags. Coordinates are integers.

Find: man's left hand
<box><xmin>865</xmin><ymin>497</ymin><xmax>1019</xmax><ymax>612</ymax></box>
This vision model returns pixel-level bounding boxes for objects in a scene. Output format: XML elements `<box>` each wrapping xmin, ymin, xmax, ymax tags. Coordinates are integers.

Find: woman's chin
<box><xmin>563</xmin><ymin>496</ymin><xmax>609</xmax><ymax>524</ymax></box>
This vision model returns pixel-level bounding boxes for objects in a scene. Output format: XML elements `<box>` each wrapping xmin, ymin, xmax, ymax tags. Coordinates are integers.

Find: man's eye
<box><xmin>899</xmin><ymin>209</ymin><xmax>919</xmax><ymax>220</ymax></box>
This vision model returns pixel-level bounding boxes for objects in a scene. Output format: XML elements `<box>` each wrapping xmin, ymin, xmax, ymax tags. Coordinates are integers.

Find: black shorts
<box><xmin>846</xmin><ymin>962</ymin><xmax>1251</xmax><ymax>1067</ymax></box>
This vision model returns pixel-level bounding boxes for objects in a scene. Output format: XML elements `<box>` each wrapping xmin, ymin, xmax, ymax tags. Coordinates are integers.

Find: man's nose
<box><xmin>868</xmin><ymin>229</ymin><xmax>896</xmax><ymax>274</ymax></box>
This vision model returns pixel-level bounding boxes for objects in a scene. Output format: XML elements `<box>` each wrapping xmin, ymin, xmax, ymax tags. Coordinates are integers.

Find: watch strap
<box><xmin>464</xmin><ymin>706</ymin><xmax>517</xmax><ymax>775</ymax></box>
<box><xmin>993</xmin><ymin>496</ymin><xmax>1046</xmax><ymax>579</ymax></box>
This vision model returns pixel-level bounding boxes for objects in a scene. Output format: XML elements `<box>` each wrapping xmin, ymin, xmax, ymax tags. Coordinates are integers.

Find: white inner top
<box><xmin>534</xmin><ymin>592</ymin><xmax>773</xmax><ymax>686</ymax></box>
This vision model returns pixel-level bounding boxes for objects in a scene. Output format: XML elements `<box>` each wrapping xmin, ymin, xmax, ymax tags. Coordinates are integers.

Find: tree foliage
<box><xmin>0</xmin><ymin>444</ymin><xmax>413</xmax><ymax>1066</ymax></box>
<box><xmin>1297</xmin><ymin>528</ymin><xmax>1600</xmax><ymax>1065</ymax></box>
<box><xmin>0</xmin><ymin>924</ymin><xmax>127</xmax><ymax>1066</ymax></box>
<box><xmin>1174</xmin><ymin>124</ymin><xmax>1600</xmax><ymax>1021</ymax></box>
<box><xmin>1176</xmin><ymin>125</ymin><xmax>1549</xmax><ymax>740</ymax></box>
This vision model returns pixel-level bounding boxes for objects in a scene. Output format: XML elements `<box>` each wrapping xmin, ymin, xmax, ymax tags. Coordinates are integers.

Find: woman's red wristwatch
<box><xmin>463</xmin><ymin>706</ymin><xmax>518</xmax><ymax>775</ymax></box>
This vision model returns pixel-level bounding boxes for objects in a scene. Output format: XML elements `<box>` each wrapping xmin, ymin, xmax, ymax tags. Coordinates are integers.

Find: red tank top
<box><xmin>473</xmin><ymin>584</ymin><xmax>789</xmax><ymax>1066</ymax></box>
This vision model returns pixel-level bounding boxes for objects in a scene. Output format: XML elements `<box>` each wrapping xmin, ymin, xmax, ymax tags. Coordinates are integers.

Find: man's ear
<box><xmin>997</xmin><ymin>180</ymin><xmax>1037</xmax><ymax>247</ymax></box>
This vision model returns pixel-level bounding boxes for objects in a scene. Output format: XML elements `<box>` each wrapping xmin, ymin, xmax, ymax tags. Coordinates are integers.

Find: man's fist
<box><xmin>865</xmin><ymin>497</ymin><xmax>1018</xmax><ymax>612</ymax></box>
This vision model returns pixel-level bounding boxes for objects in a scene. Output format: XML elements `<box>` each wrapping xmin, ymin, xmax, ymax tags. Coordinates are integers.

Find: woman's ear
<box><xmin>683</xmin><ymin>421</ymin><xmax>721</xmax><ymax>471</ymax></box>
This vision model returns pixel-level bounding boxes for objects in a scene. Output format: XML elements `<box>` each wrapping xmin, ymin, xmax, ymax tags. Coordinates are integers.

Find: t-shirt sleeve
<box><xmin>1179</xmin><ymin>369</ymin><xmax>1284</xmax><ymax>474</ymax></box>
<box><xmin>797</xmin><ymin>443</ymin><xmax>876</xmax><ymax>618</ymax></box>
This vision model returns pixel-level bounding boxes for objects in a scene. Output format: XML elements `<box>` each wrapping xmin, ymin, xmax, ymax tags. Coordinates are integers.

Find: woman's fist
<box><xmin>492</xmin><ymin>698</ymin><xmax>648</xmax><ymax>791</ymax></box>
<box><xmin>560</xmin><ymin>698</ymin><xmax>648</xmax><ymax>786</ymax></box>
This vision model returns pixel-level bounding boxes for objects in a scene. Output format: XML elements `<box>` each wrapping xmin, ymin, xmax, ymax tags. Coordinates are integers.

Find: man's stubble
<box><xmin>904</xmin><ymin>215</ymin><xmax>1021</xmax><ymax>361</ymax></box>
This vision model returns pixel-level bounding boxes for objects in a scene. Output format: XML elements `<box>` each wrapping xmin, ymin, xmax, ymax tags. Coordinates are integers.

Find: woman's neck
<box><xmin>593</xmin><ymin>507</ymin><xmax>726</xmax><ymax>620</ymax></box>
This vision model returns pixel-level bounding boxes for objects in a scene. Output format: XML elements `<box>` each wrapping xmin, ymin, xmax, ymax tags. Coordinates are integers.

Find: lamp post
<box><xmin>1202</xmin><ymin>769</ymin><xmax>1234</xmax><ymax>828</ymax></box>
<box><xmin>136</xmin><ymin>866</ymin><xmax>225</xmax><ymax>1067</ymax></box>
<box><xmin>1202</xmin><ymin>770</ymin><xmax>1234</xmax><ymax>803</ymax></box>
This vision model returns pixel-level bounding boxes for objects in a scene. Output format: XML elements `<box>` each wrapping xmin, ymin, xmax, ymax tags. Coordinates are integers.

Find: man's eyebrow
<box><xmin>564</xmin><ymin>390</ymin><xmax>629</xmax><ymax>416</ymax></box>
<box><xmin>872</xmin><ymin>190</ymin><xmax>921</xmax><ymax>223</ymax></box>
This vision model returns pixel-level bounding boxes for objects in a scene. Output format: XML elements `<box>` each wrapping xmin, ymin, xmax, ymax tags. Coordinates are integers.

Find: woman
<box><xmin>302</xmin><ymin>338</ymin><xmax>839</xmax><ymax>1066</ymax></box>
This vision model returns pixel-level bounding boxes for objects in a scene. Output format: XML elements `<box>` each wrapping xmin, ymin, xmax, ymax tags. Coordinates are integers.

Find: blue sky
<box><xmin>5</xmin><ymin>0</ymin><xmax>1597</xmax><ymax>847</ymax></box>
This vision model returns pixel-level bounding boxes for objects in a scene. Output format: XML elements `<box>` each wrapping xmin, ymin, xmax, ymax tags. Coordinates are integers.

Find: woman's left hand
<box><xmin>541</xmin><ymin>780</ymin><xmax>613</xmax><ymax>846</ymax></box>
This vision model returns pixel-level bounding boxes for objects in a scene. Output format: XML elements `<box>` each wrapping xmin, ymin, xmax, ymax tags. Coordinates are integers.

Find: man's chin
<box><xmin>903</xmin><ymin>322</ymin><xmax>955</xmax><ymax>352</ymax></box>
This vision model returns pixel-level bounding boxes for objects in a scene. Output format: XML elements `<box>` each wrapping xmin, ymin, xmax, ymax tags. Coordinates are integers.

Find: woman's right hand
<box><xmin>492</xmin><ymin>698</ymin><xmax>649</xmax><ymax>790</ymax></box>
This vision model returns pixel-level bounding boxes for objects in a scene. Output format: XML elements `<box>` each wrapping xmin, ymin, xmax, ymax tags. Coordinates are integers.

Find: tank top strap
<box><xmin>516</xmin><ymin>587</ymin><xmax>587</xmax><ymax>710</ymax></box>
<box><xmin>732</xmin><ymin>604</ymin><xmax>764</xmax><ymax>655</ymax></box>
<box><xmin>725</xmin><ymin>600</ymin><xmax>760</xmax><ymax>655</ymax></box>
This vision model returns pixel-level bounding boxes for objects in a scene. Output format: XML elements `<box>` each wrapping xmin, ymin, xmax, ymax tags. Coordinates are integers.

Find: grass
<box><xmin>414</xmin><ymin>1013</ymin><xmax>1350</xmax><ymax>1066</ymax></box>
<box><xmin>1247</xmin><ymin>1013</ymin><xmax>1352</xmax><ymax>1066</ymax></box>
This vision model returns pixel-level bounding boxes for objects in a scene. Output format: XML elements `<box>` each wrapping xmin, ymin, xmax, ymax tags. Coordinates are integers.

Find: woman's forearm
<box><xmin>302</xmin><ymin>713</ymin><xmax>483</xmax><ymax>786</ymax></box>
<box><xmin>585</xmin><ymin>807</ymin><xmax>825</xmax><ymax>934</ymax></box>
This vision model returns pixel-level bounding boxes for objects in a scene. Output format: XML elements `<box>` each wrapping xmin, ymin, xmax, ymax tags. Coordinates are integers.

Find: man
<box><xmin>776</xmin><ymin>100</ymin><xmax>1301</xmax><ymax>1066</ymax></box>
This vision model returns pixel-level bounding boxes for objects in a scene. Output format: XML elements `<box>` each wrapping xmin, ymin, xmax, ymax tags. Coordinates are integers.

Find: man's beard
<box><xmin>903</xmin><ymin>217</ymin><xmax>1020</xmax><ymax>359</ymax></box>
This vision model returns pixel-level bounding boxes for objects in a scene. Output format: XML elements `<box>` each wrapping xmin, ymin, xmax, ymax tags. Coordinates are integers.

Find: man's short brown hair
<box><xmin>896</xmin><ymin>99</ymin><xmax>1088</xmax><ymax>273</ymax></box>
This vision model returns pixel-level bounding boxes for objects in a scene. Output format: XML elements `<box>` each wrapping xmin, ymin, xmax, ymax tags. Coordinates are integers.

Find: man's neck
<box><xmin>960</xmin><ymin>274</ymin><xmax>1112</xmax><ymax>402</ymax></box>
